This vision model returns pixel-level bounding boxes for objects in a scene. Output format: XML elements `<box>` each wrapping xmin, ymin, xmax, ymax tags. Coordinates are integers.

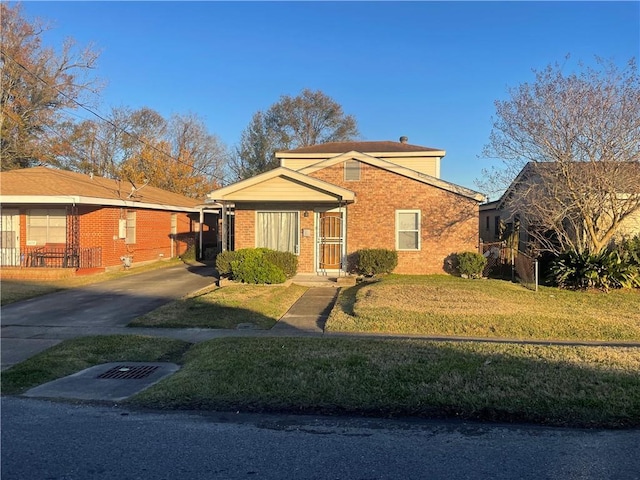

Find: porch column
<box><xmin>199</xmin><ymin>208</ymin><xmax>204</xmax><ymax>260</ymax></box>
<box><xmin>221</xmin><ymin>202</ymin><xmax>227</xmax><ymax>252</ymax></box>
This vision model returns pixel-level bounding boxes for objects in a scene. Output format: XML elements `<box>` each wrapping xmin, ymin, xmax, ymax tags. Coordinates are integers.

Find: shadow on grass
<box><xmin>129</xmin><ymin>305</ymin><xmax>277</xmax><ymax>330</ymax></box>
<box><xmin>131</xmin><ymin>337</ymin><xmax>640</xmax><ymax>429</ymax></box>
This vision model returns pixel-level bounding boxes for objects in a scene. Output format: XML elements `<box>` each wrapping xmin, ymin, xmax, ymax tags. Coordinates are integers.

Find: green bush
<box><xmin>230</xmin><ymin>248</ymin><xmax>287</xmax><ymax>284</ymax></box>
<box><xmin>180</xmin><ymin>244</ymin><xmax>197</xmax><ymax>262</ymax></box>
<box><xmin>215</xmin><ymin>250</ymin><xmax>237</xmax><ymax>277</ymax></box>
<box><xmin>456</xmin><ymin>252</ymin><xmax>487</xmax><ymax>279</ymax></box>
<box><xmin>356</xmin><ymin>249</ymin><xmax>398</xmax><ymax>276</ymax></box>
<box><xmin>550</xmin><ymin>249</ymin><xmax>639</xmax><ymax>291</ymax></box>
<box><xmin>614</xmin><ymin>235</ymin><xmax>640</xmax><ymax>267</ymax></box>
<box><xmin>263</xmin><ymin>249</ymin><xmax>298</xmax><ymax>278</ymax></box>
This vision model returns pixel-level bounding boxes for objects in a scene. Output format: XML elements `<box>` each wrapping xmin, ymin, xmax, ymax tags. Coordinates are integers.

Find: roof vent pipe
<box><xmin>399</xmin><ymin>136</ymin><xmax>408</xmax><ymax>144</ymax></box>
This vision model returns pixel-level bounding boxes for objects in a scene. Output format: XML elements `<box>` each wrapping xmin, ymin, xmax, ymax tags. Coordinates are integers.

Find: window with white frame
<box><xmin>256</xmin><ymin>211</ymin><xmax>299</xmax><ymax>254</ymax></box>
<box><xmin>27</xmin><ymin>209</ymin><xmax>66</xmax><ymax>245</ymax></box>
<box><xmin>125</xmin><ymin>211</ymin><xmax>136</xmax><ymax>244</ymax></box>
<box><xmin>344</xmin><ymin>160</ymin><xmax>360</xmax><ymax>181</ymax></box>
<box><xmin>396</xmin><ymin>210</ymin><xmax>421</xmax><ymax>250</ymax></box>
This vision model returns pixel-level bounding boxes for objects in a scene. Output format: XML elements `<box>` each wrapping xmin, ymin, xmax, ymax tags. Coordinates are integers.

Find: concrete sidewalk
<box><xmin>271</xmin><ymin>287</ymin><xmax>338</xmax><ymax>334</ymax></box>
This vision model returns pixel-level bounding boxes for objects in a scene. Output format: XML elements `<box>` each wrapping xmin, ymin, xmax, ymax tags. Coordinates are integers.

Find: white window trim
<box><xmin>395</xmin><ymin>209</ymin><xmax>421</xmax><ymax>251</ymax></box>
<box><xmin>26</xmin><ymin>208</ymin><xmax>66</xmax><ymax>245</ymax></box>
<box><xmin>255</xmin><ymin>210</ymin><xmax>300</xmax><ymax>255</ymax></box>
<box><xmin>125</xmin><ymin>210</ymin><xmax>136</xmax><ymax>245</ymax></box>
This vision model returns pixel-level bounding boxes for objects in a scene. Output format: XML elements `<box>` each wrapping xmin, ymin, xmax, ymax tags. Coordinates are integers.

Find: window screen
<box><xmin>344</xmin><ymin>160</ymin><xmax>360</xmax><ymax>181</ymax></box>
<box><xmin>126</xmin><ymin>211</ymin><xmax>136</xmax><ymax>244</ymax></box>
<box><xmin>27</xmin><ymin>209</ymin><xmax>66</xmax><ymax>245</ymax></box>
<box><xmin>396</xmin><ymin>210</ymin><xmax>420</xmax><ymax>250</ymax></box>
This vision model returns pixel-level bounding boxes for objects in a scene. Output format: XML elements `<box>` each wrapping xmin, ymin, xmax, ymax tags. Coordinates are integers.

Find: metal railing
<box><xmin>22</xmin><ymin>246</ymin><xmax>102</xmax><ymax>269</ymax></box>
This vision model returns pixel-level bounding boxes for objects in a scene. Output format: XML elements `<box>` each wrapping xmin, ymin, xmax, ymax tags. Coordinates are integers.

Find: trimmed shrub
<box><xmin>456</xmin><ymin>252</ymin><xmax>487</xmax><ymax>279</ymax></box>
<box><xmin>356</xmin><ymin>249</ymin><xmax>398</xmax><ymax>276</ymax></box>
<box><xmin>230</xmin><ymin>248</ymin><xmax>287</xmax><ymax>284</ymax></box>
<box><xmin>215</xmin><ymin>250</ymin><xmax>236</xmax><ymax>277</ymax></box>
<box><xmin>180</xmin><ymin>244</ymin><xmax>197</xmax><ymax>262</ymax></box>
<box><xmin>263</xmin><ymin>249</ymin><xmax>298</xmax><ymax>278</ymax></box>
<box><xmin>550</xmin><ymin>249</ymin><xmax>639</xmax><ymax>291</ymax></box>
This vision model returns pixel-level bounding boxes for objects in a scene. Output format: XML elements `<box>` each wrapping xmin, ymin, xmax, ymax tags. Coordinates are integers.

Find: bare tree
<box><xmin>118</xmin><ymin>112</ymin><xmax>228</xmax><ymax>198</ymax></box>
<box><xmin>56</xmin><ymin>106</ymin><xmax>159</xmax><ymax>177</ymax></box>
<box><xmin>0</xmin><ymin>3</ymin><xmax>102</xmax><ymax>170</ymax></box>
<box><xmin>231</xmin><ymin>111</ymin><xmax>280</xmax><ymax>180</ymax></box>
<box><xmin>482</xmin><ymin>57</ymin><xmax>640</xmax><ymax>254</ymax></box>
<box><xmin>232</xmin><ymin>89</ymin><xmax>359</xmax><ymax>180</ymax></box>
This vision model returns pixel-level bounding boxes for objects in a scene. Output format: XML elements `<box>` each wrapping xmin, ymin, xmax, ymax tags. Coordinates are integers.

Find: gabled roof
<box><xmin>493</xmin><ymin>161</ymin><xmax>640</xmax><ymax>210</ymax></box>
<box><xmin>0</xmin><ymin>167</ymin><xmax>201</xmax><ymax>212</ymax></box>
<box><xmin>276</xmin><ymin>141</ymin><xmax>445</xmax><ymax>158</ymax></box>
<box><xmin>208</xmin><ymin>167</ymin><xmax>356</xmax><ymax>203</ymax></box>
<box><xmin>299</xmin><ymin>151</ymin><xmax>485</xmax><ymax>201</ymax></box>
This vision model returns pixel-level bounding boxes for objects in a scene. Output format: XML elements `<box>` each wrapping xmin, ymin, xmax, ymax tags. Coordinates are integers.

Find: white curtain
<box><xmin>257</xmin><ymin>212</ymin><xmax>298</xmax><ymax>254</ymax></box>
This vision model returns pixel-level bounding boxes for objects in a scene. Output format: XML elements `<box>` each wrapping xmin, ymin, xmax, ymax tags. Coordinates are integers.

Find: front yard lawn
<box><xmin>326</xmin><ymin>275</ymin><xmax>640</xmax><ymax>342</ymax></box>
<box><xmin>128</xmin><ymin>284</ymin><xmax>308</xmax><ymax>329</ymax></box>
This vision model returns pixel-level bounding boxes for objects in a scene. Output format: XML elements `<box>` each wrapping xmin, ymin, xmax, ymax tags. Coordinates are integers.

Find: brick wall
<box><xmin>309</xmin><ymin>162</ymin><xmax>479</xmax><ymax>274</ymax></box>
<box><xmin>79</xmin><ymin>206</ymin><xmax>195</xmax><ymax>267</ymax></box>
<box><xmin>8</xmin><ymin>205</ymin><xmax>196</xmax><ymax>271</ymax></box>
<box><xmin>231</xmin><ymin>162</ymin><xmax>480</xmax><ymax>275</ymax></box>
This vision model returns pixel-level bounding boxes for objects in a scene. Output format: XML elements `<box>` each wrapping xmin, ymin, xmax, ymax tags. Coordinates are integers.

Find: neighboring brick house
<box><xmin>0</xmin><ymin>167</ymin><xmax>217</xmax><ymax>279</ymax></box>
<box><xmin>208</xmin><ymin>138</ymin><xmax>485</xmax><ymax>275</ymax></box>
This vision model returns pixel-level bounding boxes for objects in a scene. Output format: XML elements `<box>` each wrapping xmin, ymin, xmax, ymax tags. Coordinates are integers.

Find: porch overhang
<box><xmin>208</xmin><ymin>167</ymin><xmax>355</xmax><ymax>203</ymax></box>
<box><xmin>0</xmin><ymin>195</ymin><xmax>201</xmax><ymax>213</ymax></box>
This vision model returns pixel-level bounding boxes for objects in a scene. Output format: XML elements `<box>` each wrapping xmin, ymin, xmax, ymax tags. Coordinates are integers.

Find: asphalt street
<box><xmin>2</xmin><ymin>397</ymin><xmax>639</xmax><ymax>480</ymax></box>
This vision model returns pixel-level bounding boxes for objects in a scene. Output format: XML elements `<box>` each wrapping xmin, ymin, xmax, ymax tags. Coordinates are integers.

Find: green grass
<box><xmin>4</xmin><ymin>335</ymin><xmax>638</xmax><ymax>427</ymax></box>
<box><xmin>326</xmin><ymin>275</ymin><xmax>640</xmax><ymax>341</ymax></box>
<box><xmin>4</xmin><ymin>272</ymin><xmax>639</xmax><ymax>427</ymax></box>
<box><xmin>132</xmin><ymin>337</ymin><xmax>640</xmax><ymax>428</ymax></box>
<box><xmin>1</xmin><ymin>258</ymin><xmax>184</xmax><ymax>306</ymax></box>
<box><xmin>129</xmin><ymin>284</ymin><xmax>308</xmax><ymax>329</ymax></box>
<box><xmin>0</xmin><ymin>335</ymin><xmax>190</xmax><ymax>395</ymax></box>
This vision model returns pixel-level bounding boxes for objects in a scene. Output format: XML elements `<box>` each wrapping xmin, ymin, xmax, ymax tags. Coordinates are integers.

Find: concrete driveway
<box><xmin>1</xmin><ymin>262</ymin><xmax>217</xmax><ymax>370</ymax></box>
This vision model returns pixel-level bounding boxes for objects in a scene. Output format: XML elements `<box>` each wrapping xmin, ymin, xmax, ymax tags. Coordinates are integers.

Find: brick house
<box><xmin>208</xmin><ymin>138</ymin><xmax>485</xmax><ymax>275</ymax></box>
<box><xmin>0</xmin><ymin>167</ymin><xmax>218</xmax><ymax>279</ymax></box>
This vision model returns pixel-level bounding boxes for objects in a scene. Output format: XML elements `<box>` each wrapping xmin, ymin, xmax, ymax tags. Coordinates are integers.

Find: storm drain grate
<box><xmin>97</xmin><ymin>365</ymin><xmax>159</xmax><ymax>380</ymax></box>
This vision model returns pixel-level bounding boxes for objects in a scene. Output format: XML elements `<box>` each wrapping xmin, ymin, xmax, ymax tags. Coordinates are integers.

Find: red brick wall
<box><xmin>78</xmin><ymin>206</ymin><xmax>195</xmax><ymax>267</ymax></box>
<box><xmin>10</xmin><ymin>205</ymin><xmax>196</xmax><ymax>270</ymax></box>
<box><xmin>309</xmin><ymin>162</ymin><xmax>479</xmax><ymax>274</ymax></box>
<box><xmin>231</xmin><ymin>162</ymin><xmax>480</xmax><ymax>275</ymax></box>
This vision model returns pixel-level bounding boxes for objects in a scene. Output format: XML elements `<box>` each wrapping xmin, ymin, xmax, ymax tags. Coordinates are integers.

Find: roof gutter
<box><xmin>0</xmin><ymin>195</ymin><xmax>201</xmax><ymax>213</ymax></box>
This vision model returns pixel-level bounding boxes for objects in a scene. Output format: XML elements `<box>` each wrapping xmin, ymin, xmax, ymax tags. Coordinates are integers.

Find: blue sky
<box><xmin>20</xmin><ymin>1</ymin><xmax>640</xmax><ymax>191</ymax></box>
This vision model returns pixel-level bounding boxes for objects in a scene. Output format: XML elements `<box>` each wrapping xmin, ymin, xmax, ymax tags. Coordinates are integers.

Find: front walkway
<box><xmin>271</xmin><ymin>287</ymin><xmax>338</xmax><ymax>334</ymax></box>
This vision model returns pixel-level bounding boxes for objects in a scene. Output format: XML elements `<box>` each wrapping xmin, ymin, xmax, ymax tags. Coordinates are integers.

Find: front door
<box><xmin>317</xmin><ymin>210</ymin><xmax>344</xmax><ymax>272</ymax></box>
<box><xmin>0</xmin><ymin>208</ymin><xmax>21</xmax><ymax>266</ymax></box>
